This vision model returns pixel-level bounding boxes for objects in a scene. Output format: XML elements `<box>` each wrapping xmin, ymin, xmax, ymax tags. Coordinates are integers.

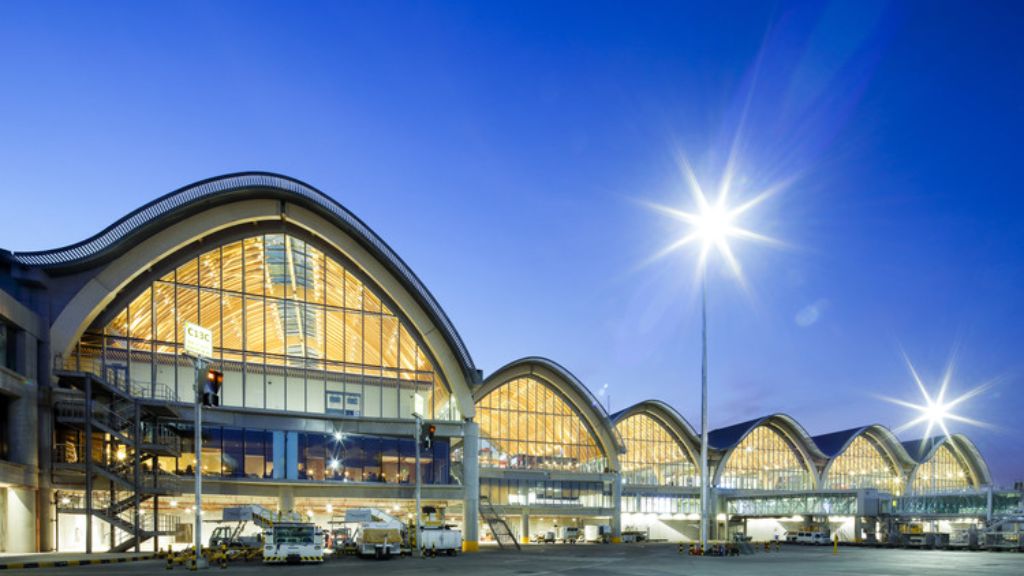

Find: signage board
<box><xmin>183</xmin><ymin>321</ymin><xmax>213</xmax><ymax>358</ymax></box>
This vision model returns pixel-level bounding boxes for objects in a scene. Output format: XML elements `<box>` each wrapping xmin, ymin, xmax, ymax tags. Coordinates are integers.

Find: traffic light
<box><xmin>203</xmin><ymin>369</ymin><xmax>223</xmax><ymax>407</ymax></box>
<box><xmin>421</xmin><ymin>423</ymin><xmax>436</xmax><ymax>450</ymax></box>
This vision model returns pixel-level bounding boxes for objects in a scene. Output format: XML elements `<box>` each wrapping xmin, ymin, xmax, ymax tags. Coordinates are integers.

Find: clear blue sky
<box><xmin>1</xmin><ymin>1</ymin><xmax>1021</xmax><ymax>483</ymax></box>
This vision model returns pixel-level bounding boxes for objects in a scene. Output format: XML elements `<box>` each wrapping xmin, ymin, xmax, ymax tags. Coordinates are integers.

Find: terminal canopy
<box><xmin>81</xmin><ymin>232</ymin><xmax>459</xmax><ymax>420</ymax></box>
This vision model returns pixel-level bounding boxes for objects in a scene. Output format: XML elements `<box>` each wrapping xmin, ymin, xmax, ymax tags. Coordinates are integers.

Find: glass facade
<box><xmin>622</xmin><ymin>494</ymin><xmax>700</xmax><ymax>515</ymax></box>
<box><xmin>718</xmin><ymin>426</ymin><xmax>814</xmax><ymax>491</ymax></box>
<box><xmin>726</xmin><ymin>494</ymin><xmax>857</xmax><ymax>516</ymax></box>
<box><xmin>616</xmin><ymin>413</ymin><xmax>698</xmax><ymax>487</ymax></box>
<box><xmin>825</xmin><ymin>435</ymin><xmax>903</xmax><ymax>494</ymax></box>
<box><xmin>76</xmin><ymin>233</ymin><xmax>458</xmax><ymax>420</ymax></box>
<box><xmin>912</xmin><ymin>443</ymin><xmax>973</xmax><ymax>493</ymax></box>
<box><xmin>481</xmin><ymin>478</ymin><xmax>611</xmax><ymax>508</ymax></box>
<box><xmin>149</xmin><ymin>426</ymin><xmax>451</xmax><ymax>484</ymax></box>
<box><xmin>477</xmin><ymin>377</ymin><xmax>606</xmax><ymax>472</ymax></box>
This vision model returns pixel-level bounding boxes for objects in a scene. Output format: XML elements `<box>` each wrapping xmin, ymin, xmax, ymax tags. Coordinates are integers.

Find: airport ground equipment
<box><xmin>583</xmin><ymin>525</ymin><xmax>612</xmax><ymax>543</ymax></box>
<box><xmin>347</xmin><ymin>508</ymin><xmax>406</xmax><ymax>559</ymax></box>
<box><xmin>262</xmin><ymin>522</ymin><xmax>325</xmax><ymax>564</ymax></box>
<box><xmin>419</xmin><ymin>527</ymin><xmax>463</xmax><ymax>556</ymax></box>
<box><xmin>559</xmin><ymin>527</ymin><xmax>579</xmax><ymax>543</ymax></box>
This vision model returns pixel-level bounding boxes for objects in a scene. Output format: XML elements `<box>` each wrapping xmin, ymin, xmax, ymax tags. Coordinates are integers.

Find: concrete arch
<box><xmin>37</xmin><ymin>173</ymin><xmax>477</xmax><ymax>418</ymax></box>
<box><xmin>816</xmin><ymin>424</ymin><xmax>918</xmax><ymax>490</ymax></box>
<box><xmin>476</xmin><ymin>357</ymin><xmax>625</xmax><ymax>472</ymax></box>
<box><xmin>710</xmin><ymin>414</ymin><xmax>827</xmax><ymax>490</ymax></box>
<box><xmin>611</xmin><ymin>400</ymin><xmax>700</xmax><ymax>468</ymax></box>
<box><xmin>905</xmin><ymin>434</ymin><xmax>992</xmax><ymax>491</ymax></box>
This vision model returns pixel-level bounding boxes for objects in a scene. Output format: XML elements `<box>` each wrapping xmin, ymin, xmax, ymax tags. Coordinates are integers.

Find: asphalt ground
<box><xmin>3</xmin><ymin>543</ymin><xmax>1023</xmax><ymax>576</ymax></box>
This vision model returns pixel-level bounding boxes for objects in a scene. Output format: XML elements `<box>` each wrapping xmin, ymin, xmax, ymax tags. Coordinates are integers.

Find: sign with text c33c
<box><xmin>183</xmin><ymin>322</ymin><xmax>213</xmax><ymax>358</ymax></box>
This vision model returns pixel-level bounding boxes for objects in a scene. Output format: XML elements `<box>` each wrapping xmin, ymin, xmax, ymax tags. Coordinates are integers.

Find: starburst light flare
<box><xmin>880</xmin><ymin>351</ymin><xmax>995</xmax><ymax>447</ymax></box>
<box><xmin>644</xmin><ymin>156</ymin><xmax>784</xmax><ymax>289</ymax></box>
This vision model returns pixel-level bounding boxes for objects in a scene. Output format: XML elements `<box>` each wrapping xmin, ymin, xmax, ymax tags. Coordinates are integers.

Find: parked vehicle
<box><xmin>583</xmin><ymin>525</ymin><xmax>612</xmax><ymax>543</ymax></box>
<box><xmin>559</xmin><ymin>527</ymin><xmax>580</xmax><ymax>543</ymax></box>
<box><xmin>420</xmin><ymin>527</ymin><xmax>462</xmax><ymax>555</ymax></box>
<box><xmin>795</xmin><ymin>531</ymin><xmax>830</xmax><ymax>545</ymax></box>
<box><xmin>534</xmin><ymin>531</ymin><xmax>556</xmax><ymax>543</ymax></box>
<box><xmin>347</xmin><ymin>508</ymin><xmax>405</xmax><ymax>559</ymax></box>
<box><xmin>263</xmin><ymin>523</ymin><xmax>325</xmax><ymax>563</ymax></box>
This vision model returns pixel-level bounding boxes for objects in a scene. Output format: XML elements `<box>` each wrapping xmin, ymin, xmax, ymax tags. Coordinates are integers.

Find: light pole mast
<box><xmin>699</xmin><ymin>270</ymin><xmax>710</xmax><ymax>552</ymax></box>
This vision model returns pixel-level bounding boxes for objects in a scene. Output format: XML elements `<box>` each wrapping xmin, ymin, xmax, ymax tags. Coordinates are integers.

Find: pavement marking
<box><xmin>0</xmin><ymin>555</ymin><xmax>154</xmax><ymax>571</ymax></box>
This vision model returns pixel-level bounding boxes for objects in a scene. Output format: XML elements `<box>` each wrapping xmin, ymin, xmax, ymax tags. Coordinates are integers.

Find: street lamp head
<box><xmin>694</xmin><ymin>201</ymin><xmax>734</xmax><ymax>247</ymax></box>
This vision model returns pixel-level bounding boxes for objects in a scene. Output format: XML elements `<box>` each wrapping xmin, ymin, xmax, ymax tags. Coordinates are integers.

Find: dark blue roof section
<box><xmin>902</xmin><ymin>437</ymin><xmax>944</xmax><ymax>463</ymax></box>
<box><xmin>708</xmin><ymin>417</ymin><xmax>764</xmax><ymax>450</ymax></box>
<box><xmin>811</xmin><ymin>427</ymin><xmax>866</xmax><ymax>458</ymax></box>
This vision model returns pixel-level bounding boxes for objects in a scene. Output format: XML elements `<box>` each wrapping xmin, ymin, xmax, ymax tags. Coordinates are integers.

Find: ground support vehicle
<box><xmin>262</xmin><ymin>522</ymin><xmax>325</xmax><ymax>564</ymax></box>
<box><xmin>348</xmin><ymin>508</ymin><xmax>406</xmax><ymax>559</ymax></box>
<box><xmin>559</xmin><ymin>527</ymin><xmax>580</xmax><ymax>543</ymax></box>
<box><xmin>584</xmin><ymin>525</ymin><xmax>612</xmax><ymax>543</ymax></box>
<box><xmin>419</xmin><ymin>527</ymin><xmax>463</xmax><ymax>556</ymax></box>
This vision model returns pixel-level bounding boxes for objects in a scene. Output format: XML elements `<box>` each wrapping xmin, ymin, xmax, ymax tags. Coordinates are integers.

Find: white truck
<box><xmin>584</xmin><ymin>524</ymin><xmax>612</xmax><ymax>543</ymax></box>
<box><xmin>419</xmin><ymin>527</ymin><xmax>462</xmax><ymax>556</ymax></box>
<box><xmin>262</xmin><ymin>522</ymin><xmax>325</xmax><ymax>564</ymax></box>
<box><xmin>559</xmin><ymin>527</ymin><xmax>580</xmax><ymax>543</ymax></box>
<box><xmin>347</xmin><ymin>508</ymin><xmax>405</xmax><ymax>559</ymax></box>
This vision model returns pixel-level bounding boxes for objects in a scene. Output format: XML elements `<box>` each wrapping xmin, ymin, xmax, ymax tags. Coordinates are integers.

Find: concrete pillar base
<box><xmin>462</xmin><ymin>540</ymin><xmax>479</xmax><ymax>552</ymax></box>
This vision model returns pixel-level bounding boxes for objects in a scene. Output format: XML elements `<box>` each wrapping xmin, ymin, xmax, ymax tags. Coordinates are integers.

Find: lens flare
<box><xmin>879</xmin><ymin>350</ymin><xmax>995</xmax><ymax>449</ymax></box>
<box><xmin>643</xmin><ymin>154</ymin><xmax>785</xmax><ymax>289</ymax></box>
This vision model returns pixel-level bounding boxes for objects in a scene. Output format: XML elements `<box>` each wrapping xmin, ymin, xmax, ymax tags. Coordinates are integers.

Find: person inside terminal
<box><xmin>0</xmin><ymin>173</ymin><xmax>1017</xmax><ymax>554</ymax></box>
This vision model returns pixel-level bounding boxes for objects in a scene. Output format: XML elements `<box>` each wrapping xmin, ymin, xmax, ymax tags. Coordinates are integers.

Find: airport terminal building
<box><xmin>0</xmin><ymin>173</ymin><xmax>1017</xmax><ymax>553</ymax></box>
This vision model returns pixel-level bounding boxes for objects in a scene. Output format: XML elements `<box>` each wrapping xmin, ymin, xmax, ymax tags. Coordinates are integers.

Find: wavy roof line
<box><xmin>11</xmin><ymin>172</ymin><xmax>475</xmax><ymax>374</ymax></box>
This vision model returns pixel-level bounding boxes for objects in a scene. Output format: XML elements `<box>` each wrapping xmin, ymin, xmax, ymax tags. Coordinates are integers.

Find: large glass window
<box><xmin>477</xmin><ymin>377</ymin><xmax>606</xmax><ymax>473</ymax></box>
<box><xmin>74</xmin><ymin>233</ymin><xmax>458</xmax><ymax>420</ymax></box>
<box><xmin>912</xmin><ymin>443</ymin><xmax>973</xmax><ymax>493</ymax></box>
<box><xmin>718</xmin><ymin>425</ymin><xmax>814</xmax><ymax>491</ymax></box>
<box><xmin>616</xmin><ymin>413</ymin><xmax>698</xmax><ymax>487</ymax></box>
<box><xmin>481</xmin><ymin>478</ymin><xmax>611</xmax><ymax>508</ymax></box>
<box><xmin>825</xmin><ymin>435</ymin><xmax>902</xmax><ymax>494</ymax></box>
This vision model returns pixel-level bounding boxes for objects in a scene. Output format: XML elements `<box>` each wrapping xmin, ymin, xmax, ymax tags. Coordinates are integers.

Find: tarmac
<box><xmin>1</xmin><ymin>543</ymin><xmax>1023</xmax><ymax>575</ymax></box>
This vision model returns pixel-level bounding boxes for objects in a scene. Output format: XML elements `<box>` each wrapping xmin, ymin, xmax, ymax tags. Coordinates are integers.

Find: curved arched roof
<box><xmin>903</xmin><ymin>434</ymin><xmax>992</xmax><ymax>487</ymax></box>
<box><xmin>477</xmin><ymin>357</ymin><xmax>626</xmax><ymax>470</ymax></box>
<box><xmin>816</xmin><ymin>424</ymin><xmax>918</xmax><ymax>484</ymax></box>
<box><xmin>13</xmin><ymin>172</ymin><xmax>476</xmax><ymax>378</ymax></box>
<box><xmin>611</xmin><ymin>400</ymin><xmax>699</xmax><ymax>458</ymax></box>
<box><xmin>710</xmin><ymin>414</ymin><xmax>827</xmax><ymax>489</ymax></box>
<box><xmin>814</xmin><ymin>424</ymin><xmax>917</xmax><ymax>467</ymax></box>
<box><xmin>708</xmin><ymin>414</ymin><xmax>828</xmax><ymax>461</ymax></box>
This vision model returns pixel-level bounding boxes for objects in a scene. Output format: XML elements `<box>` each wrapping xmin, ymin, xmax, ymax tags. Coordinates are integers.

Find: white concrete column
<box><xmin>5</xmin><ymin>487</ymin><xmax>37</xmax><ymax>553</ymax></box>
<box><xmin>278</xmin><ymin>487</ymin><xmax>295</xmax><ymax>517</ymax></box>
<box><xmin>520</xmin><ymin>512</ymin><xmax>530</xmax><ymax>544</ymax></box>
<box><xmin>610</xmin><ymin>474</ymin><xmax>622</xmax><ymax>543</ymax></box>
<box><xmin>462</xmin><ymin>420</ymin><xmax>480</xmax><ymax>552</ymax></box>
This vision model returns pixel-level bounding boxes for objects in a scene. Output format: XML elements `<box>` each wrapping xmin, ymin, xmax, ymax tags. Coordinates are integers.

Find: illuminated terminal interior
<box><xmin>0</xmin><ymin>173</ymin><xmax>1015</xmax><ymax>554</ymax></box>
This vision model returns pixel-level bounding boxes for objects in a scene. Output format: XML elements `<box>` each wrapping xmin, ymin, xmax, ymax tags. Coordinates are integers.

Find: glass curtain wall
<box><xmin>148</xmin><ymin>426</ymin><xmax>451</xmax><ymax>484</ymax></box>
<box><xmin>616</xmin><ymin>413</ymin><xmax>698</xmax><ymax>487</ymax></box>
<box><xmin>911</xmin><ymin>443</ymin><xmax>973</xmax><ymax>493</ymax></box>
<box><xmin>718</xmin><ymin>425</ymin><xmax>814</xmax><ymax>491</ymax></box>
<box><xmin>481</xmin><ymin>478</ymin><xmax>611</xmax><ymax>508</ymax></box>
<box><xmin>825</xmin><ymin>435</ymin><xmax>903</xmax><ymax>494</ymax></box>
<box><xmin>476</xmin><ymin>377</ymin><xmax>606</xmax><ymax>472</ymax></box>
<box><xmin>75</xmin><ymin>233</ymin><xmax>458</xmax><ymax>420</ymax></box>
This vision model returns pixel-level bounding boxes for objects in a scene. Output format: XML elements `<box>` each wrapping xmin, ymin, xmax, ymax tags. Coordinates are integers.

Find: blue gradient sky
<box><xmin>1</xmin><ymin>1</ymin><xmax>1022</xmax><ymax>483</ymax></box>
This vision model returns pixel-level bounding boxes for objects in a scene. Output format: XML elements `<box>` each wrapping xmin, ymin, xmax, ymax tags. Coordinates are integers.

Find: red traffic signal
<box><xmin>203</xmin><ymin>369</ymin><xmax>223</xmax><ymax>406</ymax></box>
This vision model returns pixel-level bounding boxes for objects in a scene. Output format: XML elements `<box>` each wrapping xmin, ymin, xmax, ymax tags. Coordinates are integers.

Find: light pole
<box><xmin>699</xmin><ymin>269</ymin><xmax>710</xmax><ymax>550</ymax></box>
<box><xmin>645</xmin><ymin>168</ymin><xmax>779</xmax><ymax>553</ymax></box>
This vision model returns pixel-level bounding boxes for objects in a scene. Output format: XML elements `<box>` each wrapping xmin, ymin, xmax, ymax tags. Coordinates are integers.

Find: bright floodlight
<box><xmin>881</xmin><ymin>351</ymin><xmax>994</xmax><ymax>443</ymax></box>
<box><xmin>646</xmin><ymin>157</ymin><xmax>781</xmax><ymax>282</ymax></box>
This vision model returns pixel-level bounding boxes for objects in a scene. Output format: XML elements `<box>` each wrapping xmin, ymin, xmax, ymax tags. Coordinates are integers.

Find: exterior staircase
<box><xmin>51</xmin><ymin>370</ymin><xmax>183</xmax><ymax>553</ymax></box>
<box><xmin>479</xmin><ymin>495</ymin><xmax>520</xmax><ymax>550</ymax></box>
